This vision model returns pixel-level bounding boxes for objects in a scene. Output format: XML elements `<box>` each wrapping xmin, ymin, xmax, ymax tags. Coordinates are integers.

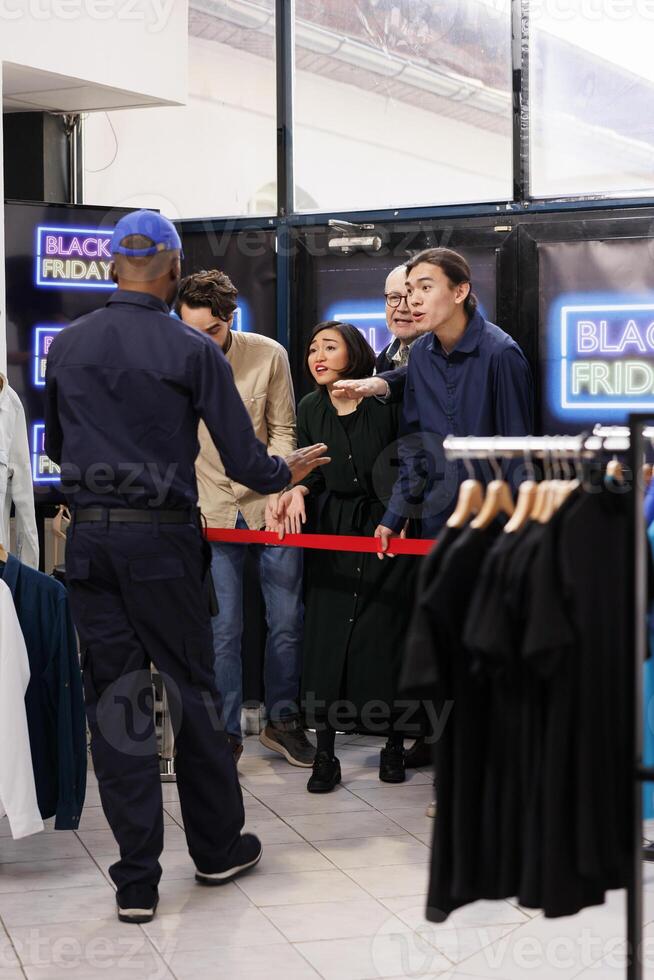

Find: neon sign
<box><xmin>551</xmin><ymin>300</ymin><xmax>654</xmax><ymax>418</ymax></box>
<box><xmin>325</xmin><ymin>303</ymin><xmax>389</xmax><ymax>354</ymax></box>
<box><xmin>36</xmin><ymin>226</ymin><xmax>115</xmax><ymax>289</ymax></box>
<box><xmin>33</xmin><ymin>326</ymin><xmax>65</xmax><ymax>388</ymax></box>
<box><xmin>31</xmin><ymin>423</ymin><xmax>60</xmax><ymax>485</ymax></box>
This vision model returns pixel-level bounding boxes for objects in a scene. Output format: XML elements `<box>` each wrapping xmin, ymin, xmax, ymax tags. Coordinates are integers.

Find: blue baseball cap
<box><xmin>111</xmin><ymin>209</ymin><xmax>183</xmax><ymax>257</ymax></box>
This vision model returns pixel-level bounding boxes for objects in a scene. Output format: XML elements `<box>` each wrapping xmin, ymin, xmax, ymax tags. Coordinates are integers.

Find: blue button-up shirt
<box><xmin>2</xmin><ymin>554</ymin><xmax>86</xmax><ymax>829</ymax></box>
<box><xmin>45</xmin><ymin>290</ymin><xmax>290</xmax><ymax>510</ymax></box>
<box><xmin>382</xmin><ymin>310</ymin><xmax>534</xmax><ymax>537</ymax></box>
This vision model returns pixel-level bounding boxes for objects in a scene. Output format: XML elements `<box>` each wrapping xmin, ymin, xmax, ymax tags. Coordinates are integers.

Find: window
<box><xmin>292</xmin><ymin>0</ymin><xmax>514</xmax><ymax>212</ymax></box>
<box><xmin>84</xmin><ymin>0</ymin><xmax>277</xmax><ymax>218</ymax></box>
<box><xmin>530</xmin><ymin>5</ymin><xmax>654</xmax><ymax>198</ymax></box>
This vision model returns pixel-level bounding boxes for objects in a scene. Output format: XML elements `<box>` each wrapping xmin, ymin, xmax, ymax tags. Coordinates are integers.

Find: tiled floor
<box><xmin>0</xmin><ymin>734</ymin><xmax>646</xmax><ymax>979</ymax></box>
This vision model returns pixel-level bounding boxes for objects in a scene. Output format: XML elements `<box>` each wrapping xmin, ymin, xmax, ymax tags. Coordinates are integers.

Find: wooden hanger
<box><xmin>470</xmin><ymin>479</ymin><xmax>515</xmax><ymax>530</ymax></box>
<box><xmin>52</xmin><ymin>505</ymin><xmax>71</xmax><ymax>568</ymax></box>
<box><xmin>447</xmin><ymin>479</ymin><xmax>484</xmax><ymax>528</ymax></box>
<box><xmin>528</xmin><ymin>480</ymin><xmax>550</xmax><ymax>524</ymax></box>
<box><xmin>0</xmin><ymin>542</ymin><xmax>7</xmax><ymax>562</ymax></box>
<box><xmin>504</xmin><ymin>480</ymin><xmax>537</xmax><ymax>533</ymax></box>
<box><xmin>643</xmin><ymin>463</ymin><xmax>653</xmax><ymax>487</ymax></box>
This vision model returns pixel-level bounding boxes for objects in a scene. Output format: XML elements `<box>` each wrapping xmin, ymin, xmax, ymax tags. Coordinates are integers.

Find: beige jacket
<box><xmin>196</xmin><ymin>331</ymin><xmax>296</xmax><ymax>529</ymax></box>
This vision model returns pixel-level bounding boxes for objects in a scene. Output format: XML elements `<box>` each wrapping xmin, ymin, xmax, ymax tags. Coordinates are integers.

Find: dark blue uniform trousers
<box><xmin>65</xmin><ymin>518</ymin><xmax>245</xmax><ymax>902</ymax></box>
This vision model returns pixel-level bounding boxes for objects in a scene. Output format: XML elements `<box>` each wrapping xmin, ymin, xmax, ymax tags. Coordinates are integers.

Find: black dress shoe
<box><xmin>379</xmin><ymin>742</ymin><xmax>406</xmax><ymax>783</ymax></box>
<box><xmin>116</xmin><ymin>885</ymin><xmax>159</xmax><ymax>924</ymax></box>
<box><xmin>195</xmin><ymin>833</ymin><xmax>262</xmax><ymax>885</ymax></box>
<box><xmin>404</xmin><ymin>737</ymin><xmax>432</xmax><ymax>769</ymax></box>
<box><xmin>307</xmin><ymin>751</ymin><xmax>341</xmax><ymax>793</ymax></box>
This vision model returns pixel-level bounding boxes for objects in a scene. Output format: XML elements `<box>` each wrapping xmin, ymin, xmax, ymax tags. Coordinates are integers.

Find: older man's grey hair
<box><xmin>384</xmin><ymin>264</ymin><xmax>408</xmax><ymax>291</ymax></box>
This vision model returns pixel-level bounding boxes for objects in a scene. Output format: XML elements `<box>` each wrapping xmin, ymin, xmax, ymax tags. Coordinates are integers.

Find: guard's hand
<box><xmin>333</xmin><ymin>378</ymin><xmax>390</xmax><ymax>400</ymax></box>
<box><xmin>285</xmin><ymin>444</ymin><xmax>331</xmax><ymax>485</ymax></box>
<box><xmin>374</xmin><ymin>524</ymin><xmax>398</xmax><ymax>560</ymax></box>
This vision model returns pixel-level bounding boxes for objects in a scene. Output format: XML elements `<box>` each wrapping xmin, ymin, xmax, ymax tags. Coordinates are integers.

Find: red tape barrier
<box><xmin>204</xmin><ymin>527</ymin><xmax>435</xmax><ymax>556</ymax></box>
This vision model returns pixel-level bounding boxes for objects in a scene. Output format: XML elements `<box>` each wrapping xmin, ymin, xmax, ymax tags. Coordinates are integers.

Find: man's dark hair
<box><xmin>304</xmin><ymin>321</ymin><xmax>376</xmax><ymax>382</ymax></box>
<box><xmin>175</xmin><ymin>269</ymin><xmax>238</xmax><ymax>321</ymax></box>
<box><xmin>406</xmin><ymin>247</ymin><xmax>478</xmax><ymax>316</ymax></box>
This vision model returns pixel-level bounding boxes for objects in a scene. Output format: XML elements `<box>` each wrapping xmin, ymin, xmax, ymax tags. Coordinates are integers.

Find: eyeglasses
<box><xmin>385</xmin><ymin>292</ymin><xmax>409</xmax><ymax>309</ymax></box>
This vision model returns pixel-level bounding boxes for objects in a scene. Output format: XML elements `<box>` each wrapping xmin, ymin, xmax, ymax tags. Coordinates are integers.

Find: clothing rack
<box><xmin>443</xmin><ymin>418</ymin><xmax>651</xmax><ymax>980</ymax></box>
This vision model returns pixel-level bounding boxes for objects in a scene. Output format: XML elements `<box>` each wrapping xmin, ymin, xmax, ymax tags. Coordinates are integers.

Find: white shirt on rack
<box><xmin>0</xmin><ymin>579</ymin><xmax>43</xmax><ymax>839</ymax></box>
<box><xmin>0</xmin><ymin>373</ymin><xmax>39</xmax><ymax>568</ymax></box>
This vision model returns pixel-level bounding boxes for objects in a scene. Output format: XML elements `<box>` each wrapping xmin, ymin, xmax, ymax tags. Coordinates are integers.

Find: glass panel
<box><xmin>84</xmin><ymin>0</ymin><xmax>276</xmax><ymax>218</ymax></box>
<box><xmin>293</xmin><ymin>0</ymin><xmax>513</xmax><ymax>212</ymax></box>
<box><xmin>530</xmin><ymin>6</ymin><xmax>654</xmax><ymax>198</ymax></box>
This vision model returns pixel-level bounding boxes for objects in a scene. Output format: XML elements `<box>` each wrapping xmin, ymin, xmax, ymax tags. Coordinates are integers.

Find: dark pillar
<box><xmin>3</xmin><ymin>112</ymin><xmax>70</xmax><ymax>202</ymax></box>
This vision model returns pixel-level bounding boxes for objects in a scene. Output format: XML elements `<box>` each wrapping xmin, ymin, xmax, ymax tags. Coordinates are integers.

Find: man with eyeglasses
<box><xmin>377</xmin><ymin>264</ymin><xmax>423</xmax><ymax>374</ymax></box>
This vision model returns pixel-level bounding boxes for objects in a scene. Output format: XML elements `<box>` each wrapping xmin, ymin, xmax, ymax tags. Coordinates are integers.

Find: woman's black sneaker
<box><xmin>404</xmin><ymin>737</ymin><xmax>432</xmax><ymax>769</ymax></box>
<box><xmin>379</xmin><ymin>742</ymin><xmax>406</xmax><ymax>783</ymax></box>
<box><xmin>307</xmin><ymin>751</ymin><xmax>341</xmax><ymax>793</ymax></box>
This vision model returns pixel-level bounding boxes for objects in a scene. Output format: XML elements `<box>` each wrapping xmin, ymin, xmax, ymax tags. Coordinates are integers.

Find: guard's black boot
<box><xmin>307</xmin><ymin>751</ymin><xmax>341</xmax><ymax>793</ymax></box>
<box><xmin>379</xmin><ymin>741</ymin><xmax>406</xmax><ymax>783</ymax></box>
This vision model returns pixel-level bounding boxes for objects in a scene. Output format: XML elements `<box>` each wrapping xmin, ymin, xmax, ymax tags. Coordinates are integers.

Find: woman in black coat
<box><xmin>276</xmin><ymin>322</ymin><xmax>417</xmax><ymax>793</ymax></box>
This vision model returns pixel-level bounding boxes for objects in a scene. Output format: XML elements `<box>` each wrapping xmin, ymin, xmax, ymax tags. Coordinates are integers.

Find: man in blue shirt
<box><xmin>335</xmin><ymin>247</ymin><xmax>533</xmax><ymax>544</ymax></box>
<box><xmin>45</xmin><ymin>210</ymin><xmax>328</xmax><ymax>924</ymax></box>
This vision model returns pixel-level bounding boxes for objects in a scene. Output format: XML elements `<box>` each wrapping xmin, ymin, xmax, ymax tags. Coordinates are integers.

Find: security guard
<box><xmin>44</xmin><ymin>210</ymin><xmax>329</xmax><ymax>924</ymax></box>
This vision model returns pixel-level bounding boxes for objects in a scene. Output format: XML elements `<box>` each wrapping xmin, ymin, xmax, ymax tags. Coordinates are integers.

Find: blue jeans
<box><xmin>209</xmin><ymin>513</ymin><xmax>304</xmax><ymax>740</ymax></box>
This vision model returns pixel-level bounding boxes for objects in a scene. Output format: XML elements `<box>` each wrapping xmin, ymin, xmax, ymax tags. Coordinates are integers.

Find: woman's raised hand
<box><xmin>275</xmin><ymin>487</ymin><xmax>307</xmax><ymax>540</ymax></box>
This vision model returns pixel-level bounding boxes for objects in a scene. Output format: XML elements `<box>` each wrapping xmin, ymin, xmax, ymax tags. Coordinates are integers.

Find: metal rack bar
<box><xmin>443</xmin><ymin>427</ymin><xmax>654</xmax><ymax>460</ymax></box>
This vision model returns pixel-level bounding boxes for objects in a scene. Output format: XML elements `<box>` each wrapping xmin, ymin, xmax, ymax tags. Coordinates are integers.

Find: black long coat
<box><xmin>297</xmin><ymin>388</ymin><xmax>417</xmax><ymax>732</ymax></box>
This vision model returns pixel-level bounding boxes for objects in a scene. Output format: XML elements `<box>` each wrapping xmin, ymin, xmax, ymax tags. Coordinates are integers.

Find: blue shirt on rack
<box><xmin>2</xmin><ymin>554</ymin><xmax>86</xmax><ymax>829</ymax></box>
<box><xmin>381</xmin><ymin>310</ymin><xmax>534</xmax><ymax>538</ymax></box>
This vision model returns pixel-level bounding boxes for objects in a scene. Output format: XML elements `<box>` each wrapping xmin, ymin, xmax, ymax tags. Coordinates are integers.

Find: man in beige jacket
<box><xmin>177</xmin><ymin>270</ymin><xmax>313</xmax><ymax>768</ymax></box>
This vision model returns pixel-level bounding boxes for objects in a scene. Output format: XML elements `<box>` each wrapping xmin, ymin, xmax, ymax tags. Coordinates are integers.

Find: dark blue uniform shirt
<box><xmin>45</xmin><ymin>291</ymin><xmax>290</xmax><ymax>509</ymax></box>
<box><xmin>381</xmin><ymin>310</ymin><xmax>534</xmax><ymax>537</ymax></box>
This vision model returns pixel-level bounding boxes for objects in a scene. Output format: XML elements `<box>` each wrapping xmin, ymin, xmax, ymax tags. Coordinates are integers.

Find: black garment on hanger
<box><xmin>424</xmin><ymin>482</ymin><xmax>631</xmax><ymax>922</ymax></box>
<box><xmin>400</xmin><ymin>525</ymin><xmax>463</xmax><ymax>699</ymax></box>
<box><xmin>419</xmin><ymin>518</ymin><xmax>506</xmax><ymax>922</ymax></box>
<box><xmin>523</xmin><ymin>486</ymin><xmax>631</xmax><ymax>909</ymax></box>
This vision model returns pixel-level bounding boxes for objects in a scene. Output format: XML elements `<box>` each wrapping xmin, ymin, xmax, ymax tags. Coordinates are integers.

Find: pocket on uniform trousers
<box><xmin>65</xmin><ymin>554</ymin><xmax>91</xmax><ymax>581</ymax></box>
<box><xmin>183</xmin><ymin>631</ymin><xmax>215</xmax><ymax>686</ymax></box>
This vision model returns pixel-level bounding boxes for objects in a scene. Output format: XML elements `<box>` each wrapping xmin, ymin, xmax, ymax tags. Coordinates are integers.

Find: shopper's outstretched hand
<box><xmin>374</xmin><ymin>524</ymin><xmax>399</xmax><ymax>560</ymax></box>
<box><xmin>264</xmin><ymin>495</ymin><xmax>283</xmax><ymax>536</ymax></box>
<box><xmin>285</xmin><ymin>444</ymin><xmax>330</xmax><ymax>484</ymax></box>
<box><xmin>332</xmin><ymin>378</ymin><xmax>389</xmax><ymax>400</ymax></box>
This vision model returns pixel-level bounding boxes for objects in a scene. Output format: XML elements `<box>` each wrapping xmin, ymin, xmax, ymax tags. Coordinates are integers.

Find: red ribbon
<box><xmin>204</xmin><ymin>527</ymin><xmax>435</xmax><ymax>556</ymax></box>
